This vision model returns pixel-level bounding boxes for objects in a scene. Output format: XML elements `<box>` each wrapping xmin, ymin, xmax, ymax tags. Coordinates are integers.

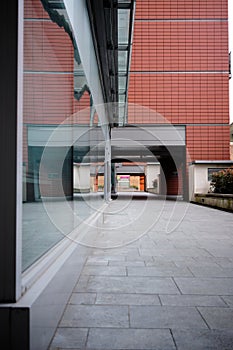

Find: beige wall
<box><xmin>189</xmin><ymin>163</ymin><xmax>232</xmax><ymax>201</ymax></box>
<box><xmin>230</xmin><ymin>142</ymin><xmax>233</xmax><ymax>160</ymax></box>
<box><xmin>145</xmin><ymin>163</ymin><xmax>160</xmax><ymax>193</ymax></box>
<box><xmin>73</xmin><ymin>163</ymin><xmax>90</xmax><ymax>192</ymax></box>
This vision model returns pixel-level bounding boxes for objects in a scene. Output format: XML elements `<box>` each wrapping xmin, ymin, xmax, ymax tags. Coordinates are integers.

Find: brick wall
<box><xmin>128</xmin><ymin>0</ymin><xmax>230</xmax><ymax>162</ymax></box>
<box><xmin>23</xmin><ymin>0</ymin><xmax>91</xmax><ymax>198</ymax></box>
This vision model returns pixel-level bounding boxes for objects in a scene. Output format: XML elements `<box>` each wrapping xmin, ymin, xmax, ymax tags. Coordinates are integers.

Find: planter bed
<box><xmin>193</xmin><ymin>193</ymin><xmax>233</xmax><ymax>212</ymax></box>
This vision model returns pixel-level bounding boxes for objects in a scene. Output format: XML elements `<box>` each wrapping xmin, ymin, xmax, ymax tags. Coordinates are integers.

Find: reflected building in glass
<box><xmin>23</xmin><ymin>0</ymin><xmax>97</xmax><ymax>270</ymax></box>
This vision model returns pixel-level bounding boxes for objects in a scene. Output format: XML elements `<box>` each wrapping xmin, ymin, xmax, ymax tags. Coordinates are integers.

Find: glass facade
<box><xmin>22</xmin><ymin>0</ymin><xmax>104</xmax><ymax>270</ymax></box>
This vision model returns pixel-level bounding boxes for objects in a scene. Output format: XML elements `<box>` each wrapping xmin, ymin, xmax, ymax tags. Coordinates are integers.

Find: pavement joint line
<box><xmin>84</xmin><ymin>328</ymin><xmax>90</xmax><ymax>349</ymax></box>
<box><xmin>171</xmin><ymin>277</ymin><xmax>183</xmax><ymax>295</ymax></box>
<box><xmin>157</xmin><ymin>294</ymin><xmax>163</xmax><ymax>306</ymax></box>
<box><xmin>196</xmin><ymin>307</ymin><xmax>212</xmax><ymax>330</ymax></box>
<box><xmin>128</xmin><ymin>305</ymin><xmax>131</xmax><ymax>328</ymax></box>
<box><xmin>219</xmin><ymin>296</ymin><xmax>232</xmax><ymax>307</ymax></box>
<box><xmin>186</xmin><ymin>266</ymin><xmax>195</xmax><ymax>277</ymax></box>
<box><xmin>170</xmin><ymin>328</ymin><xmax>178</xmax><ymax>350</ymax></box>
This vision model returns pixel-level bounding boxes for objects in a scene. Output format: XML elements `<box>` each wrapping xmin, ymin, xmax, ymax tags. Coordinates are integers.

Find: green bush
<box><xmin>210</xmin><ymin>167</ymin><xmax>233</xmax><ymax>194</ymax></box>
<box><xmin>130</xmin><ymin>185</ymin><xmax>138</xmax><ymax>190</ymax></box>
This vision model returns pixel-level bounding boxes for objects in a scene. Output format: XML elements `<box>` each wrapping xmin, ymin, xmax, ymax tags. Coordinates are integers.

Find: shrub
<box><xmin>210</xmin><ymin>167</ymin><xmax>233</xmax><ymax>194</ymax></box>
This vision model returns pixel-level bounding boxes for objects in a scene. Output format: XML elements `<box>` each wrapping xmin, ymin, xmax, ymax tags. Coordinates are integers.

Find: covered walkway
<box><xmin>48</xmin><ymin>196</ymin><xmax>233</xmax><ymax>350</ymax></box>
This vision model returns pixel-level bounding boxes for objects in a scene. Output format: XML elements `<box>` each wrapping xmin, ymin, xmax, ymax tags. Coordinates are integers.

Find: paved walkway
<box><xmin>49</xmin><ymin>195</ymin><xmax>233</xmax><ymax>350</ymax></box>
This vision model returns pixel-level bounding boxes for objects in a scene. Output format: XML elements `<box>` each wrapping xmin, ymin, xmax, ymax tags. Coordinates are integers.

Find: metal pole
<box><xmin>103</xmin><ymin>125</ymin><xmax>111</xmax><ymax>202</ymax></box>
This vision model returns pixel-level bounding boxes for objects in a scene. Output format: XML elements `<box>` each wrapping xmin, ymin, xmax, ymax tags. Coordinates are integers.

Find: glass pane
<box><xmin>118</xmin><ymin>104</ymin><xmax>125</xmax><ymax>125</ymax></box>
<box><xmin>22</xmin><ymin>0</ymin><xmax>102</xmax><ymax>271</ymax></box>
<box><xmin>119</xmin><ymin>95</ymin><xmax>126</xmax><ymax>103</ymax></box>
<box><xmin>118</xmin><ymin>9</ymin><xmax>130</xmax><ymax>45</ymax></box>
<box><xmin>118</xmin><ymin>51</ymin><xmax>128</xmax><ymax>73</ymax></box>
<box><xmin>119</xmin><ymin>76</ymin><xmax>127</xmax><ymax>90</ymax></box>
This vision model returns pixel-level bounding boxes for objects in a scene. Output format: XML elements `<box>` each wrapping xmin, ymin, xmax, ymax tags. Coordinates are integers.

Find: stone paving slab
<box><xmin>95</xmin><ymin>293</ymin><xmax>160</xmax><ymax>306</ymax></box>
<box><xmin>60</xmin><ymin>305</ymin><xmax>129</xmax><ymax>328</ymax></box>
<box><xmin>172</xmin><ymin>329</ymin><xmax>233</xmax><ymax>350</ymax></box>
<box><xmin>69</xmin><ymin>293</ymin><xmax>96</xmax><ymax>305</ymax></box>
<box><xmin>126</xmin><ymin>256</ymin><xmax>154</xmax><ymax>262</ymax></box>
<box><xmin>215</xmin><ymin>258</ymin><xmax>233</xmax><ymax>268</ymax></box>
<box><xmin>188</xmin><ymin>266</ymin><xmax>233</xmax><ymax>277</ymax></box>
<box><xmin>193</xmin><ymin>257</ymin><xmax>233</xmax><ymax>267</ymax></box>
<box><xmin>174</xmin><ymin>260</ymin><xmax>220</xmax><ymax>268</ymax></box>
<box><xmin>87</xmin><ymin>328</ymin><xmax>176</xmax><ymax>350</ymax></box>
<box><xmin>145</xmin><ymin>260</ymin><xmax>176</xmax><ymax>267</ymax></box>
<box><xmin>91</xmin><ymin>247</ymin><xmax>140</xmax><ymax>255</ymax></box>
<box><xmin>159</xmin><ymin>294</ymin><xmax>227</xmax><ymax>307</ymax></box>
<box><xmin>206</xmin><ymin>248</ymin><xmax>233</xmax><ymax>259</ymax></box>
<box><xmin>198</xmin><ymin>307</ymin><xmax>233</xmax><ymax>329</ymax></box>
<box><xmin>75</xmin><ymin>275</ymin><xmax>90</xmax><ymax>292</ymax></box>
<box><xmin>174</xmin><ymin>277</ymin><xmax>233</xmax><ymax>295</ymax></box>
<box><xmin>221</xmin><ymin>296</ymin><xmax>233</xmax><ymax>307</ymax></box>
<box><xmin>86</xmin><ymin>257</ymin><xmax>109</xmax><ymax>266</ymax></box>
<box><xmin>75</xmin><ymin>276</ymin><xmax>180</xmax><ymax>294</ymax></box>
<box><xmin>127</xmin><ymin>266</ymin><xmax>193</xmax><ymax>277</ymax></box>
<box><xmin>89</xmin><ymin>254</ymin><xmax>126</xmax><ymax>261</ymax></box>
<box><xmin>109</xmin><ymin>260</ymin><xmax>146</xmax><ymax>267</ymax></box>
<box><xmin>130</xmin><ymin>306</ymin><xmax>209</xmax><ymax>329</ymax></box>
<box><xmin>174</xmin><ymin>256</ymin><xmax>231</xmax><ymax>268</ymax></box>
<box><xmin>139</xmin><ymin>247</ymin><xmax>213</xmax><ymax>258</ymax></box>
<box><xmin>82</xmin><ymin>266</ymin><xmax>127</xmax><ymax>276</ymax></box>
<box><xmin>49</xmin><ymin>328</ymin><xmax>88</xmax><ymax>349</ymax></box>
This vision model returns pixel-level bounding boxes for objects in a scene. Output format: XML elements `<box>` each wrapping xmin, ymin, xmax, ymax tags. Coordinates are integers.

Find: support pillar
<box><xmin>103</xmin><ymin>125</ymin><xmax>111</xmax><ymax>202</ymax></box>
<box><xmin>0</xmin><ymin>0</ymin><xmax>22</xmax><ymax>303</ymax></box>
<box><xmin>111</xmin><ymin>163</ymin><xmax>116</xmax><ymax>194</ymax></box>
<box><xmin>104</xmin><ymin>138</ymin><xmax>111</xmax><ymax>202</ymax></box>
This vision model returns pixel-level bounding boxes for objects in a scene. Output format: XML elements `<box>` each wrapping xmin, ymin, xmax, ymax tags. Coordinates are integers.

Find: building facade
<box><xmin>128</xmin><ymin>0</ymin><xmax>230</xmax><ymax>194</ymax></box>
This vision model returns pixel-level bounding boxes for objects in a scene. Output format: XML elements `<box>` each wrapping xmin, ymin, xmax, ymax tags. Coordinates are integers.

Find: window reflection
<box><xmin>22</xmin><ymin>0</ymin><xmax>102</xmax><ymax>271</ymax></box>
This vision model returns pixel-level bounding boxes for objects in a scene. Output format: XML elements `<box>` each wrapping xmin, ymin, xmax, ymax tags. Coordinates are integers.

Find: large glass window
<box><xmin>22</xmin><ymin>0</ymin><xmax>103</xmax><ymax>271</ymax></box>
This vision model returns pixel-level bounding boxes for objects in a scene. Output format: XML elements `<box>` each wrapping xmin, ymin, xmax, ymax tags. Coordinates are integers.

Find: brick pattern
<box><xmin>186</xmin><ymin>125</ymin><xmax>230</xmax><ymax>160</ymax></box>
<box><xmin>23</xmin><ymin>0</ymin><xmax>90</xmax><ymax>126</ymax></box>
<box><xmin>24</xmin><ymin>0</ymin><xmax>49</xmax><ymax>19</ymax></box>
<box><xmin>24</xmin><ymin>74</ymin><xmax>74</xmax><ymax>124</ymax></box>
<box><xmin>128</xmin><ymin>74</ymin><xmax>229</xmax><ymax>124</ymax></box>
<box><xmin>24</xmin><ymin>21</ymin><xmax>74</xmax><ymax>72</ymax></box>
<box><xmin>128</xmin><ymin>0</ymin><xmax>229</xmax><ymax>165</ymax></box>
<box><xmin>23</xmin><ymin>0</ymin><xmax>91</xmax><ymax>197</ymax></box>
<box><xmin>128</xmin><ymin>0</ymin><xmax>230</xmax><ymax>194</ymax></box>
<box><xmin>131</xmin><ymin>21</ymin><xmax>228</xmax><ymax>72</ymax></box>
<box><xmin>73</xmin><ymin>91</ymin><xmax>91</xmax><ymax>124</ymax></box>
<box><xmin>135</xmin><ymin>0</ymin><xmax>228</xmax><ymax>20</ymax></box>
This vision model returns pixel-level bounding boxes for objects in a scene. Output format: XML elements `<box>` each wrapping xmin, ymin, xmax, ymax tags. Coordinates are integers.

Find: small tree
<box><xmin>210</xmin><ymin>167</ymin><xmax>233</xmax><ymax>194</ymax></box>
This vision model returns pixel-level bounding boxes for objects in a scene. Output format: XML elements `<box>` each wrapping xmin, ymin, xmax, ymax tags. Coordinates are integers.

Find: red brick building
<box><xmin>128</xmin><ymin>0</ymin><xmax>230</xmax><ymax>194</ymax></box>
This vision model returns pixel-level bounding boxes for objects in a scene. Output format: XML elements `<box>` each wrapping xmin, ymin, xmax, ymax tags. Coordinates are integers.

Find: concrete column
<box><xmin>111</xmin><ymin>163</ymin><xmax>116</xmax><ymax>193</ymax></box>
<box><xmin>0</xmin><ymin>0</ymin><xmax>23</xmax><ymax>302</ymax></box>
